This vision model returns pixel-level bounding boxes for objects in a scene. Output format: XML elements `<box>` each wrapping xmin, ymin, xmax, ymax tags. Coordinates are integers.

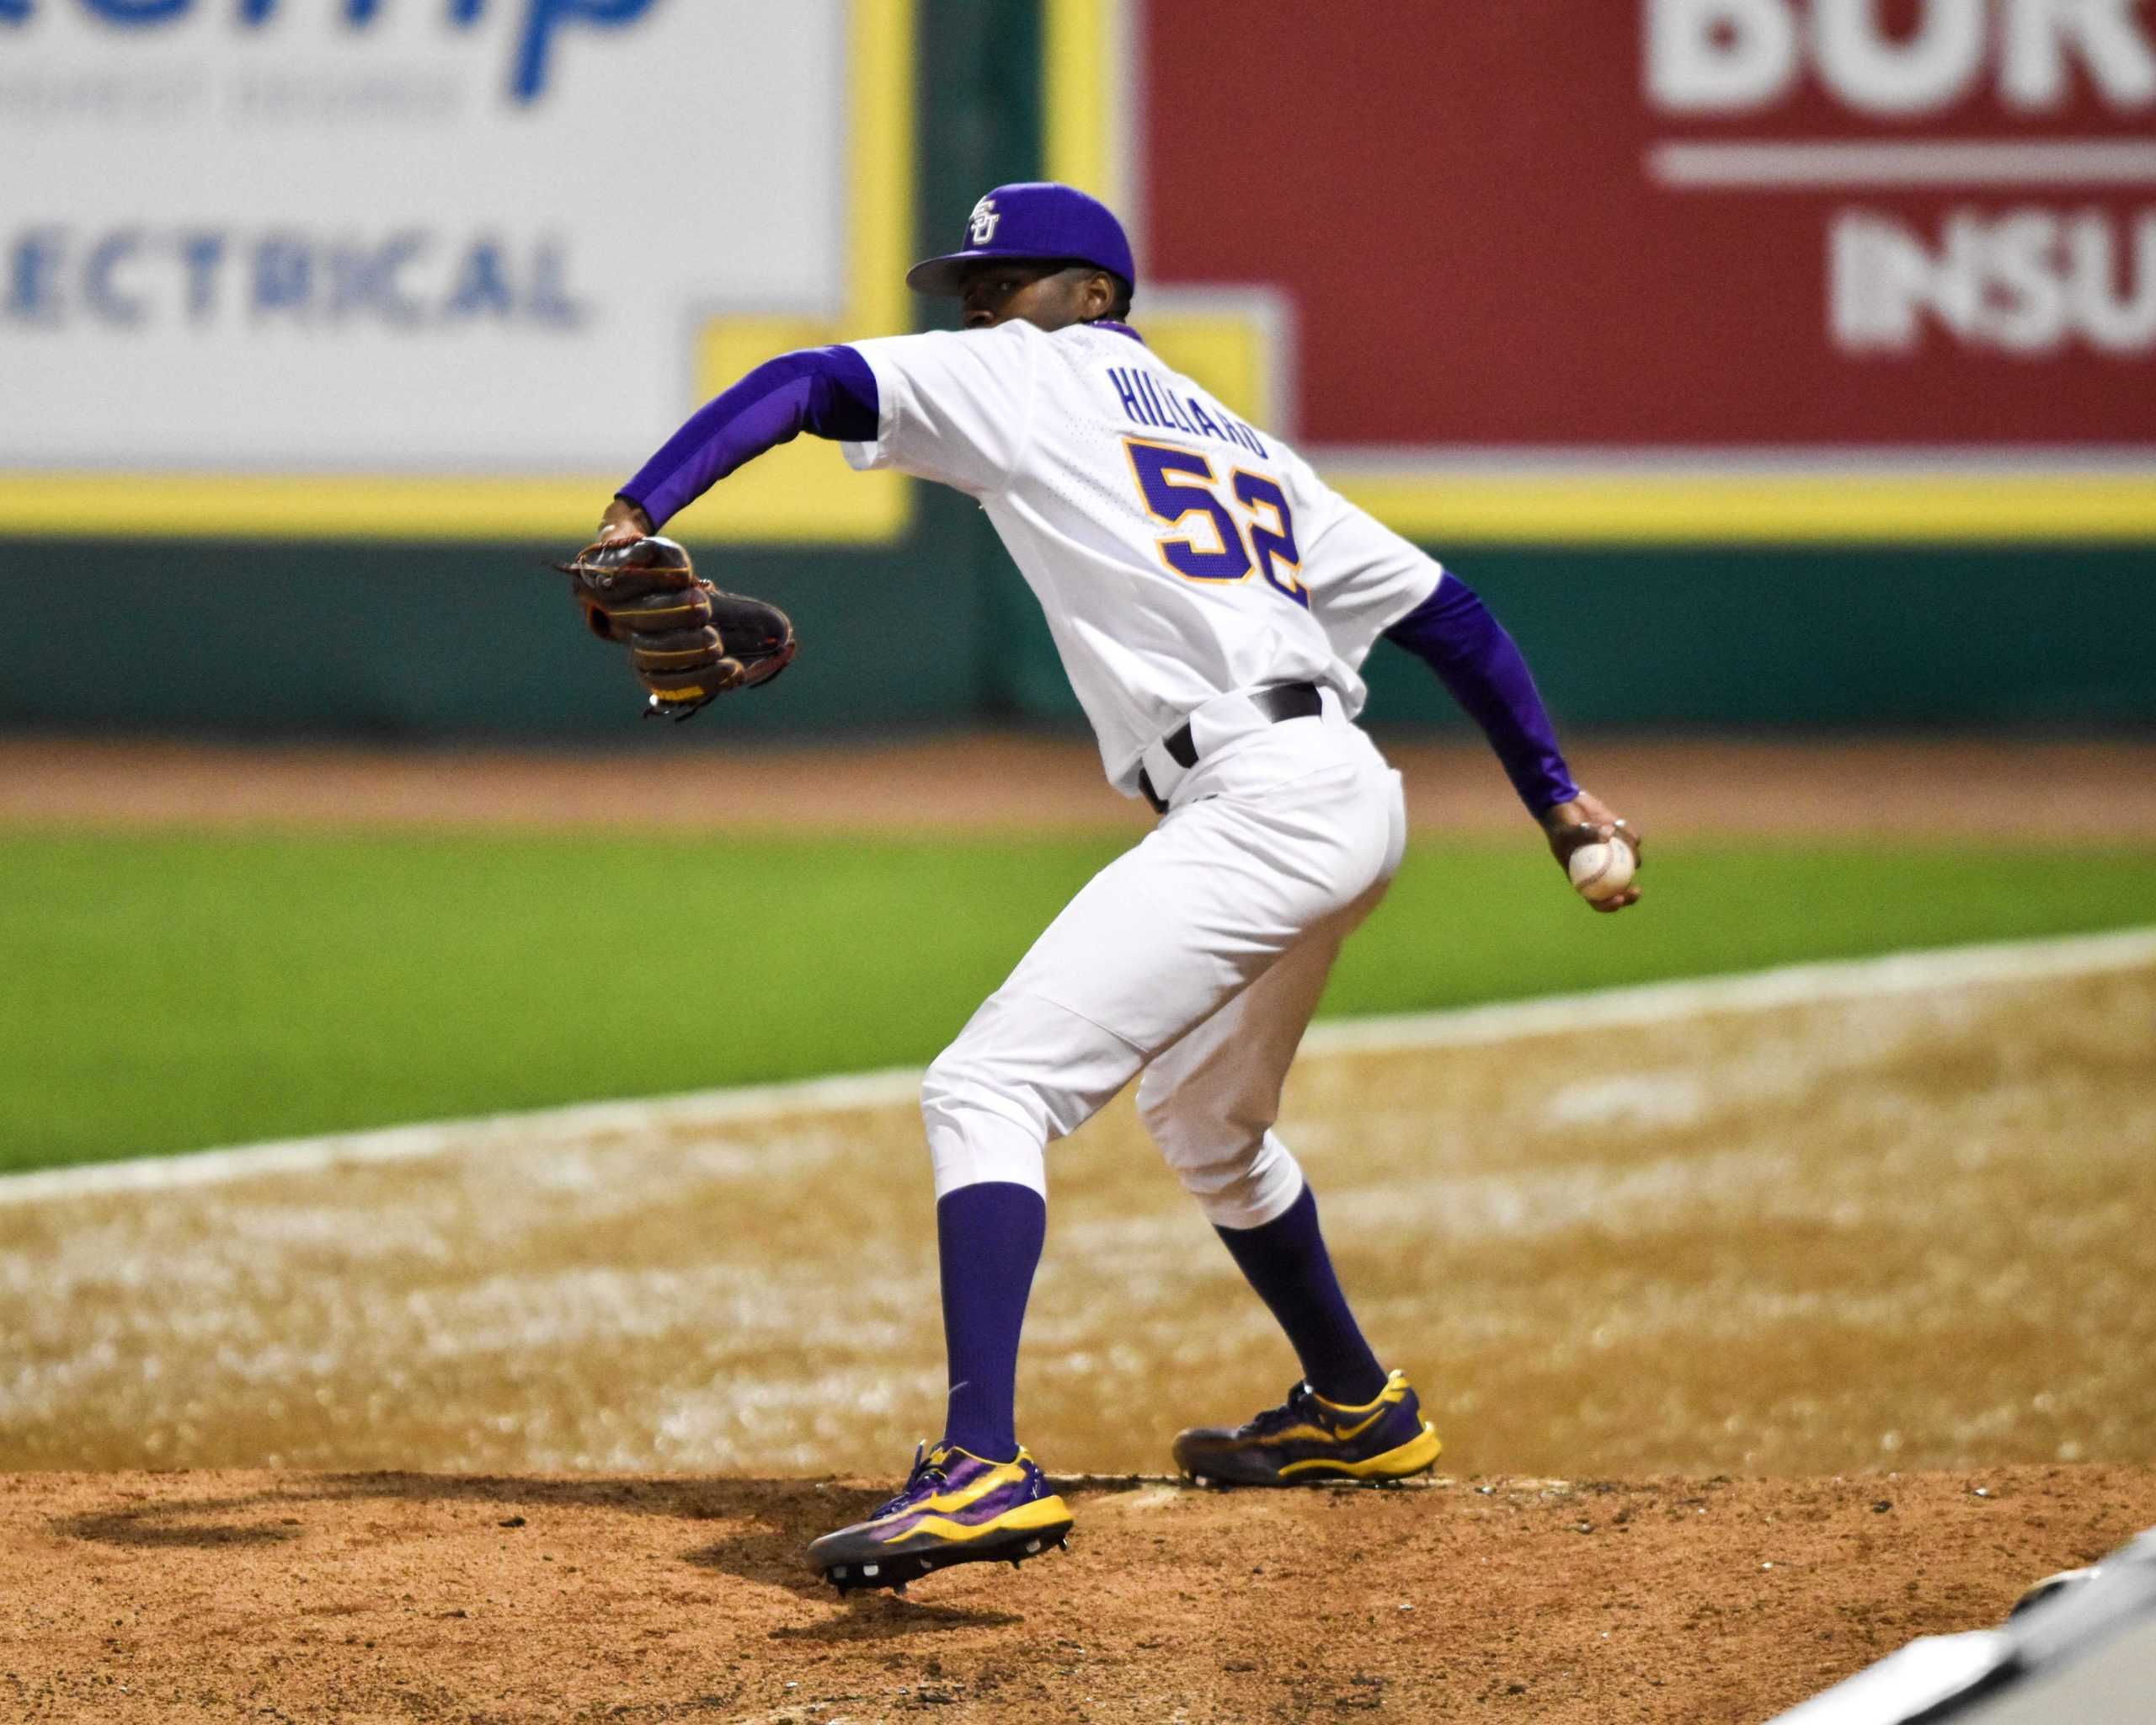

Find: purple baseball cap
<box><xmin>905</xmin><ymin>182</ymin><xmax>1137</xmax><ymax>296</ymax></box>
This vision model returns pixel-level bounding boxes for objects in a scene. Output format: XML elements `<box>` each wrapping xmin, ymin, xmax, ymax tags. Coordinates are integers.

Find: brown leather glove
<box><xmin>556</xmin><ymin>536</ymin><xmax>797</xmax><ymax>723</ymax></box>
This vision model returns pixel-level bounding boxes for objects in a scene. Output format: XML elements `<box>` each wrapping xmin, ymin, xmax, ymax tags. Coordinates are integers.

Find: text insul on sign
<box><xmin>1833</xmin><ymin>208</ymin><xmax>2156</xmax><ymax>355</ymax></box>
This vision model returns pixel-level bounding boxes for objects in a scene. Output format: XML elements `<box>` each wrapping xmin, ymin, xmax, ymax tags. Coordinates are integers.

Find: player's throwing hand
<box><xmin>1540</xmin><ymin>790</ymin><xmax>1643</xmax><ymax>913</ymax></box>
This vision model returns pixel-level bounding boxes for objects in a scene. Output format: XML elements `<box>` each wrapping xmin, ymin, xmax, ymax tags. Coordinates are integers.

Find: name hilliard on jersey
<box><xmin>1102</xmin><ymin>362</ymin><xmax>1272</xmax><ymax>461</ymax></box>
<box><xmin>841</xmin><ymin>318</ymin><xmax>1443</xmax><ymax>798</ymax></box>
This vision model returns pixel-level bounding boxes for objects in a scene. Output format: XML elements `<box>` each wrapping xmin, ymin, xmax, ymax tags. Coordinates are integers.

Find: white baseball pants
<box><xmin>921</xmin><ymin>692</ymin><xmax>1407</xmax><ymax>1230</ymax></box>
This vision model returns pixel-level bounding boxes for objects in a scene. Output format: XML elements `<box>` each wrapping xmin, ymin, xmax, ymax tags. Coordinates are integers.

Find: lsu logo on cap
<box><xmin>968</xmin><ymin>197</ymin><xmax>1001</xmax><ymax>246</ymax></box>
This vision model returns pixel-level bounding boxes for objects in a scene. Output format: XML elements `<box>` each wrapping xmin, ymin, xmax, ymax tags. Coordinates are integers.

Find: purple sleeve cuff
<box><xmin>616</xmin><ymin>345</ymin><xmax>880</xmax><ymax>529</ymax></box>
<box><xmin>1382</xmin><ymin>576</ymin><xmax>1579</xmax><ymax>814</ymax></box>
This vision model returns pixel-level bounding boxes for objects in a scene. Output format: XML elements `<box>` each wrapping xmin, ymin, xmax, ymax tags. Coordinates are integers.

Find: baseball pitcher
<box><xmin>570</xmin><ymin>184</ymin><xmax>1642</xmax><ymax>1594</ymax></box>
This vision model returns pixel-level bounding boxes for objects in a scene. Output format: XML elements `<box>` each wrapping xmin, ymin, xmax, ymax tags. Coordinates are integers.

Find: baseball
<box><xmin>1567</xmin><ymin>838</ymin><xmax>1636</xmax><ymax>903</ymax></box>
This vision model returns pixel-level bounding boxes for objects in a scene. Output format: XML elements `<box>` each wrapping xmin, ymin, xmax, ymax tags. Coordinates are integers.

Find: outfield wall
<box><xmin>3</xmin><ymin>1</ymin><xmax>2150</xmax><ymax>740</ymax></box>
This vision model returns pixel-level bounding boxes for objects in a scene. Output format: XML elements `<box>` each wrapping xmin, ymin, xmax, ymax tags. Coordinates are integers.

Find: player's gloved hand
<box><xmin>1540</xmin><ymin>789</ymin><xmax>1643</xmax><ymax>913</ymax></box>
<box><xmin>555</xmin><ymin>535</ymin><xmax>798</xmax><ymax>723</ymax></box>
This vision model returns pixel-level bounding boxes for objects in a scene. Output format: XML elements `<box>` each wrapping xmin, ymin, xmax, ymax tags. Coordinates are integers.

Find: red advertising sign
<box><xmin>1142</xmin><ymin>0</ymin><xmax>2154</xmax><ymax>450</ymax></box>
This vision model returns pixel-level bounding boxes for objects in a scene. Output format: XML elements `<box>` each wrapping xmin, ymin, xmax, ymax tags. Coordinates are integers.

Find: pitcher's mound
<box><xmin>6</xmin><ymin>1464</ymin><xmax>2153</xmax><ymax>1722</ymax></box>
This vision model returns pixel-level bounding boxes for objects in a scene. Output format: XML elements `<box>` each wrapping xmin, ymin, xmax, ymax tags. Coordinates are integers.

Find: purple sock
<box><xmin>1214</xmin><ymin>1185</ymin><xmax>1387</xmax><ymax>1404</ymax></box>
<box><xmin>936</xmin><ymin>1181</ymin><xmax>1047</xmax><ymax>1462</ymax></box>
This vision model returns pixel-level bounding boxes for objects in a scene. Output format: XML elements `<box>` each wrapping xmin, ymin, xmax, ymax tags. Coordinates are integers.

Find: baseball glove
<box><xmin>556</xmin><ymin>536</ymin><xmax>797</xmax><ymax>722</ymax></box>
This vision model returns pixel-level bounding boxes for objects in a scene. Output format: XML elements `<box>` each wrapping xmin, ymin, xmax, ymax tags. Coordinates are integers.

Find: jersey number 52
<box><xmin>1123</xmin><ymin>439</ymin><xmax>1308</xmax><ymax>609</ymax></box>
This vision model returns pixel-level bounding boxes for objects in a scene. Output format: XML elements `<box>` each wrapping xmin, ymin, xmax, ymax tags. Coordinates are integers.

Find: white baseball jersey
<box><xmin>841</xmin><ymin>319</ymin><xmax>1444</xmax><ymax>798</ymax></box>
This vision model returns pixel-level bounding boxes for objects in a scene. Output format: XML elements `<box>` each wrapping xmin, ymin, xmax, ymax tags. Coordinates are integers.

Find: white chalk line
<box><xmin>0</xmin><ymin>1068</ymin><xmax>926</xmax><ymax>1207</ymax></box>
<box><xmin>3</xmin><ymin>926</ymin><xmax>2150</xmax><ymax>1208</ymax></box>
<box><xmin>1301</xmin><ymin>924</ymin><xmax>2156</xmax><ymax>1056</ymax></box>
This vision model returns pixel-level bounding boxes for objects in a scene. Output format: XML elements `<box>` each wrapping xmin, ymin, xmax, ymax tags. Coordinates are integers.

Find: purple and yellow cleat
<box><xmin>810</xmin><ymin>1442</ymin><xmax>1075</xmax><ymax>1594</ymax></box>
<box><xmin>1172</xmin><ymin>1368</ymin><xmax>1442</xmax><ymax>1487</ymax></box>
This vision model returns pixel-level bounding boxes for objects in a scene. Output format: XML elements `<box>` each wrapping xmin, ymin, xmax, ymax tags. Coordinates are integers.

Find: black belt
<box><xmin>1138</xmin><ymin>682</ymin><xmax>1324</xmax><ymax>814</ymax></box>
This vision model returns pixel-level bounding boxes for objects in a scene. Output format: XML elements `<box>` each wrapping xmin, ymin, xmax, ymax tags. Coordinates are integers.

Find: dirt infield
<box><xmin>6</xmin><ymin>733</ymin><xmax>2155</xmax><ymax>836</ymax></box>
<box><xmin>3</xmin><ymin>943</ymin><xmax>2152</xmax><ymax>1719</ymax></box>
<box><xmin>4</xmin><ymin>1466</ymin><xmax>2153</xmax><ymax>1724</ymax></box>
<box><xmin>8</xmin><ymin>947</ymin><xmax>2151</xmax><ymax>1481</ymax></box>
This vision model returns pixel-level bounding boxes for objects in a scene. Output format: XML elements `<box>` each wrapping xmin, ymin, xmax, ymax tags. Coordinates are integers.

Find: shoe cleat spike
<box><xmin>861</xmin><ymin>1563</ymin><xmax>878</xmax><ymax>1578</ymax></box>
<box><xmin>1025</xmin><ymin>1539</ymin><xmax>1042</xmax><ymax>1554</ymax></box>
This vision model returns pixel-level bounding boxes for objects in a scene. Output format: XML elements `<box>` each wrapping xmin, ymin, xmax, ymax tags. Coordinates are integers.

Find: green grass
<box><xmin>3</xmin><ymin>828</ymin><xmax>2151</xmax><ymax>1172</ymax></box>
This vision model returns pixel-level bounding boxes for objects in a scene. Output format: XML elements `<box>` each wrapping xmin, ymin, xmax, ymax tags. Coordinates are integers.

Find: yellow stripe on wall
<box><xmin>0</xmin><ymin>470</ymin><xmax>915</xmax><ymax>545</ymax></box>
<box><xmin>1331</xmin><ymin>469</ymin><xmax>2156</xmax><ymax>545</ymax></box>
<box><xmin>19</xmin><ymin>464</ymin><xmax>2144</xmax><ymax>547</ymax></box>
<box><xmin>1044</xmin><ymin>0</ymin><xmax>1117</xmax><ymax>205</ymax></box>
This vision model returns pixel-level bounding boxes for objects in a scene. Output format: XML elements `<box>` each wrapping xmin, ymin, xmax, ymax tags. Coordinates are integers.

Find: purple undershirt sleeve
<box><xmin>1382</xmin><ymin>576</ymin><xmax>1579</xmax><ymax>814</ymax></box>
<box><xmin>615</xmin><ymin>345</ymin><xmax>881</xmax><ymax>530</ymax></box>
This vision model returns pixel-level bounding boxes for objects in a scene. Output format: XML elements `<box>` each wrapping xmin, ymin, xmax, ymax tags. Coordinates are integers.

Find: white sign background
<box><xmin>0</xmin><ymin>0</ymin><xmax>846</xmax><ymax>471</ymax></box>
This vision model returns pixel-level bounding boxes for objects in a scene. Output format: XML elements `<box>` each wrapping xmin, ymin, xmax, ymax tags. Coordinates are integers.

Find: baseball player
<box><xmin>587</xmin><ymin>184</ymin><xmax>1641</xmax><ymax>1594</ymax></box>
